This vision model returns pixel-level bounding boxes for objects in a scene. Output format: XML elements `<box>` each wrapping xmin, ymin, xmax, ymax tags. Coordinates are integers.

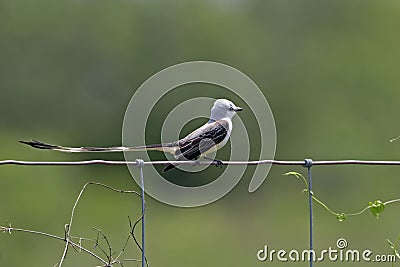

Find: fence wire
<box><xmin>2</xmin><ymin>158</ymin><xmax>400</xmax><ymax>267</ymax></box>
<box><xmin>3</xmin><ymin>159</ymin><xmax>400</xmax><ymax>166</ymax></box>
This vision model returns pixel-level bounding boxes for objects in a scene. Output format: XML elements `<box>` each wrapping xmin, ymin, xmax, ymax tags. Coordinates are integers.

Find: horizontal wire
<box><xmin>2</xmin><ymin>159</ymin><xmax>400</xmax><ymax>166</ymax></box>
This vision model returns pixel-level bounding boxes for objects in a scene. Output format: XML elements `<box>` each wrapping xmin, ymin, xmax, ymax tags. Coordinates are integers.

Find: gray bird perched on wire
<box><xmin>20</xmin><ymin>99</ymin><xmax>243</xmax><ymax>172</ymax></box>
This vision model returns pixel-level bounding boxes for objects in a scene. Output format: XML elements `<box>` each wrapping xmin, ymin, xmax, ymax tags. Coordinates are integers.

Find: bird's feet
<box><xmin>213</xmin><ymin>159</ymin><xmax>223</xmax><ymax>168</ymax></box>
<box><xmin>204</xmin><ymin>156</ymin><xmax>223</xmax><ymax>168</ymax></box>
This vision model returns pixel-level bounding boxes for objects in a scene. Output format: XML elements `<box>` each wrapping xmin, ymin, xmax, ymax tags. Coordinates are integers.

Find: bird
<box><xmin>20</xmin><ymin>99</ymin><xmax>243</xmax><ymax>172</ymax></box>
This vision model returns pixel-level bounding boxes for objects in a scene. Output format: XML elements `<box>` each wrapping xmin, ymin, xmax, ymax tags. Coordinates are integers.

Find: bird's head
<box><xmin>210</xmin><ymin>99</ymin><xmax>243</xmax><ymax>121</ymax></box>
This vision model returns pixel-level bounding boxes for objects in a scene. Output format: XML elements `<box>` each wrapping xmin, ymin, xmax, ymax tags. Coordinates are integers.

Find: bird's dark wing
<box><xmin>163</xmin><ymin>120</ymin><xmax>229</xmax><ymax>172</ymax></box>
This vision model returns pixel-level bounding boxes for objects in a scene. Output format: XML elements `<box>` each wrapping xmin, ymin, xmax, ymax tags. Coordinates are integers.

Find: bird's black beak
<box><xmin>234</xmin><ymin>107</ymin><xmax>243</xmax><ymax>112</ymax></box>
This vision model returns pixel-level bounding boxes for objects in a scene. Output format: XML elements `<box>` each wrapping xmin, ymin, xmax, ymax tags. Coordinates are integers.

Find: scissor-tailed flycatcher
<box><xmin>20</xmin><ymin>99</ymin><xmax>243</xmax><ymax>172</ymax></box>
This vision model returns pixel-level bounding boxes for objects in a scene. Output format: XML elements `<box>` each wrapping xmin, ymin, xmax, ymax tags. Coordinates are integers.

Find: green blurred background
<box><xmin>1</xmin><ymin>0</ymin><xmax>400</xmax><ymax>266</ymax></box>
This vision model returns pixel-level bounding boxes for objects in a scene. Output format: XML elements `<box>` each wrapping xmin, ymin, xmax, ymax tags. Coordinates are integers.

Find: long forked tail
<box><xmin>19</xmin><ymin>140</ymin><xmax>178</xmax><ymax>153</ymax></box>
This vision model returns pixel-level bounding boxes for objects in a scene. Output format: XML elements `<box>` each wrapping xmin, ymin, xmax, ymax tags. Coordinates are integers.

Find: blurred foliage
<box><xmin>1</xmin><ymin>0</ymin><xmax>400</xmax><ymax>266</ymax></box>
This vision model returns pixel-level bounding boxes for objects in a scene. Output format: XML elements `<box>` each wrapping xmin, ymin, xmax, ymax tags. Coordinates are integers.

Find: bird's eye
<box><xmin>229</xmin><ymin>107</ymin><xmax>234</xmax><ymax>111</ymax></box>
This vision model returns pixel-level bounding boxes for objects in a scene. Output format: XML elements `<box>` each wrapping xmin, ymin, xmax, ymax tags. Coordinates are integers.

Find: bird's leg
<box><xmin>204</xmin><ymin>156</ymin><xmax>223</xmax><ymax>168</ymax></box>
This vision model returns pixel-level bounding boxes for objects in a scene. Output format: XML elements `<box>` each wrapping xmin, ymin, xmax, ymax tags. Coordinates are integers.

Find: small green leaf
<box><xmin>368</xmin><ymin>200</ymin><xmax>385</xmax><ymax>218</ymax></box>
<box><xmin>336</xmin><ymin>213</ymin><xmax>347</xmax><ymax>222</ymax></box>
